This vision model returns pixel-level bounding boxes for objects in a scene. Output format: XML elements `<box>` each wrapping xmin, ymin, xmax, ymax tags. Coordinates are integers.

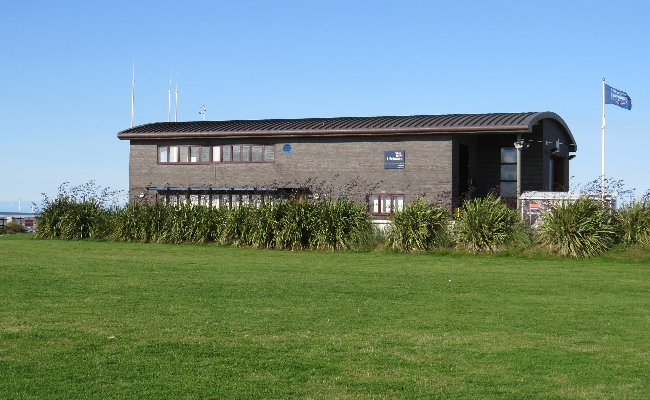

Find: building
<box><xmin>117</xmin><ymin>112</ymin><xmax>576</xmax><ymax>215</ymax></box>
<box><xmin>0</xmin><ymin>212</ymin><xmax>39</xmax><ymax>232</ymax></box>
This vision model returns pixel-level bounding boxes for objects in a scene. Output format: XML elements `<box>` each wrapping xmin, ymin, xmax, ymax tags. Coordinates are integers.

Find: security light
<box><xmin>514</xmin><ymin>140</ymin><xmax>529</xmax><ymax>150</ymax></box>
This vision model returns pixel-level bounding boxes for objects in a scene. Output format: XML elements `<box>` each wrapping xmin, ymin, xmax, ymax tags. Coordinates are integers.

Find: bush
<box><xmin>454</xmin><ymin>194</ymin><xmax>527</xmax><ymax>253</ymax></box>
<box><xmin>386</xmin><ymin>199</ymin><xmax>450</xmax><ymax>251</ymax></box>
<box><xmin>35</xmin><ymin>182</ymin><xmax>121</xmax><ymax>240</ymax></box>
<box><xmin>34</xmin><ymin>183</ymin><xmax>375</xmax><ymax>251</ymax></box>
<box><xmin>537</xmin><ymin>197</ymin><xmax>619</xmax><ymax>257</ymax></box>
<box><xmin>616</xmin><ymin>201</ymin><xmax>650</xmax><ymax>246</ymax></box>
<box><xmin>3</xmin><ymin>221</ymin><xmax>25</xmax><ymax>234</ymax></box>
<box><xmin>315</xmin><ymin>199</ymin><xmax>373</xmax><ymax>251</ymax></box>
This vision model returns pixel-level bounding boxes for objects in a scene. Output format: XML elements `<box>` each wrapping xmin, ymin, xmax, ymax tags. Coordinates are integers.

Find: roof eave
<box><xmin>526</xmin><ymin>111</ymin><xmax>577</xmax><ymax>151</ymax></box>
<box><xmin>117</xmin><ymin>125</ymin><xmax>529</xmax><ymax>140</ymax></box>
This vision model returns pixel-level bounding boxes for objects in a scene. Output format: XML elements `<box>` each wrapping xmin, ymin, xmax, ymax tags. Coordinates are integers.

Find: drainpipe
<box><xmin>516</xmin><ymin>133</ymin><xmax>522</xmax><ymax>216</ymax></box>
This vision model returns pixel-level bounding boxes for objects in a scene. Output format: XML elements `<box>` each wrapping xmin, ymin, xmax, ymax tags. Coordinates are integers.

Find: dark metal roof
<box><xmin>118</xmin><ymin>112</ymin><xmax>575</xmax><ymax>147</ymax></box>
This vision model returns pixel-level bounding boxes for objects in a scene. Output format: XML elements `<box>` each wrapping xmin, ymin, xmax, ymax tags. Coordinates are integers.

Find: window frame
<box><xmin>500</xmin><ymin>147</ymin><xmax>517</xmax><ymax>198</ymax></box>
<box><xmin>157</xmin><ymin>144</ymin><xmax>275</xmax><ymax>164</ymax></box>
<box><xmin>367</xmin><ymin>194</ymin><xmax>405</xmax><ymax>216</ymax></box>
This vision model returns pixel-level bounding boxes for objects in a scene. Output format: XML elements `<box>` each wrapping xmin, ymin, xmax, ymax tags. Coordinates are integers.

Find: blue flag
<box><xmin>605</xmin><ymin>84</ymin><xmax>632</xmax><ymax>110</ymax></box>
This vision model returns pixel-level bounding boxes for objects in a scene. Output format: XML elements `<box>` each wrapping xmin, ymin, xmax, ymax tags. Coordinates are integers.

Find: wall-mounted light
<box><xmin>139</xmin><ymin>191</ymin><xmax>145</xmax><ymax>198</ymax></box>
<box><xmin>514</xmin><ymin>140</ymin><xmax>530</xmax><ymax>150</ymax></box>
<box><xmin>546</xmin><ymin>139</ymin><xmax>561</xmax><ymax>154</ymax></box>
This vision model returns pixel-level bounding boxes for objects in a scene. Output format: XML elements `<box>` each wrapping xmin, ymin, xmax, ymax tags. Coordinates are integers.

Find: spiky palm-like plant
<box><xmin>537</xmin><ymin>197</ymin><xmax>619</xmax><ymax>257</ymax></box>
<box><xmin>386</xmin><ymin>199</ymin><xmax>450</xmax><ymax>252</ymax></box>
<box><xmin>616</xmin><ymin>201</ymin><xmax>650</xmax><ymax>245</ymax></box>
<box><xmin>454</xmin><ymin>194</ymin><xmax>524</xmax><ymax>253</ymax></box>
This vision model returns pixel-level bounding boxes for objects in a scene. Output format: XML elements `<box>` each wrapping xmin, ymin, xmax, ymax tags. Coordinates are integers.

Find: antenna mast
<box><xmin>168</xmin><ymin>70</ymin><xmax>172</xmax><ymax>122</ymax></box>
<box><xmin>199</xmin><ymin>105</ymin><xmax>206</xmax><ymax>121</ymax></box>
<box><xmin>174</xmin><ymin>72</ymin><xmax>178</xmax><ymax>122</ymax></box>
<box><xmin>131</xmin><ymin>61</ymin><xmax>135</xmax><ymax>128</ymax></box>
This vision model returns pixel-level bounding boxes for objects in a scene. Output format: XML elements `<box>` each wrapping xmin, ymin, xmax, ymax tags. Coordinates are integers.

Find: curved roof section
<box><xmin>118</xmin><ymin>112</ymin><xmax>575</xmax><ymax>147</ymax></box>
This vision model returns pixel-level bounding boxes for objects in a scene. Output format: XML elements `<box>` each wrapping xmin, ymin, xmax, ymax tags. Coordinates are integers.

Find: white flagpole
<box><xmin>175</xmin><ymin>72</ymin><xmax>178</xmax><ymax>122</ymax></box>
<box><xmin>131</xmin><ymin>61</ymin><xmax>135</xmax><ymax>128</ymax></box>
<box><xmin>601</xmin><ymin>78</ymin><xmax>606</xmax><ymax>199</ymax></box>
<box><xmin>168</xmin><ymin>70</ymin><xmax>172</xmax><ymax>122</ymax></box>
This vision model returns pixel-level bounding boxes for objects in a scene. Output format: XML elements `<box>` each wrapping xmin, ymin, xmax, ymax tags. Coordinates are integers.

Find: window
<box><xmin>190</xmin><ymin>147</ymin><xmax>200</xmax><ymax>162</ymax></box>
<box><xmin>159</xmin><ymin>147</ymin><xmax>168</xmax><ymax>163</ymax></box>
<box><xmin>201</xmin><ymin>147</ymin><xmax>210</xmax><ymax>162</ymax></box>
<box><xmin>252</xmin><ymin>146</ymin><xmax>263</xmax><ymax>162</ymax></box>
<box><xmin>210</xmin><ymin>194</ymin><xmax>221</xmax><ymax>207</ymax></box>
<box><xmin>169</xmin><ymin>147</ymin><xmax>179</xmax><ymax>162</ymax></box>
<box><xmin>264</xmin><ymin>145</ymin><xmax>274</xmax><ymax>162</ymax></box>
<box><xmin>180</xmin><ymin>147</ymin><xmax>189</xmax><ymax>163</ymax></box>
<box><xmin>500</xmin><ymin>147</ymin><xmax>517</xmax><ymax>197</ymax></box>
<box><xmin>158</xmin><ymin>144</ymin><xmax>274</xmax><ymax>164</ymax></box>
<box><xmin>368</xmin><ymin>194</ymin><xmax>405</xmax><ymax>215</ymax></box>
<box><xmin>158</xmin><ymin>189</ymin><xmax>290</xmax><ymax>208</ymax></box>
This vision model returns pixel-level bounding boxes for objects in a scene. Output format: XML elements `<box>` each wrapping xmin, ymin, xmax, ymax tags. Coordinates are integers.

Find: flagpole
<box><xmin>131</xmin><ymin>61</ymin><xmax>135</xmax><ymax>128</ymax></box>
<box><xmin>601</xmin><ymin>78</ymin><xmax>606</xmax><ymax>199</ymax></box>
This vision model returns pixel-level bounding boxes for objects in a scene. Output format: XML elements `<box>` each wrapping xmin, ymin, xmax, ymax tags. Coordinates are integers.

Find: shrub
<box><xmin>315</xmin><ymin>199</ymin><xmax>373</xmax><ymax>251</ymax></box>
<box><xmin>454</xmin><ymin>194</ymin><xmax>526</xmax><ymax>253</ymax></box>
<box><xmin>537</xmin><ymin>197</ymin><xmax>619</xmax><ymax>257</ymax></box>
<box><xmin>274</xmin><ymin>199</ymin><xmax>320</xmax><ymax>250</ymax></box>
<box><xmin>3</xmin><ymin>221</ymin><xmax>25</xmax><ymax>234</ymax></box>
<box><xmin>386</xmin><ymin>199</ymin><xmax>450</xmax><ymax>251</ymax></box>
<box><xmin>616</xmin><ymin>201</ymin><xmax>650</xmax><ymax>245</ymax></box>
<box><xmin>35</xmin><ymin>182</ymin><xmax>122</xmax><ymax>240</ymax></box>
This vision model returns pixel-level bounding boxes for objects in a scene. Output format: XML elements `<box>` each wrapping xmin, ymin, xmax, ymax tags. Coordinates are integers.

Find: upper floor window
<box><xmin>158</xmin><ymin>144</ymin><xmax>275</xmax><ymax>164</ymax></box>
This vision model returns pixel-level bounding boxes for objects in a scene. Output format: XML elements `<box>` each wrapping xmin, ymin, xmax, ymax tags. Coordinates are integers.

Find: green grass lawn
<box><xmin>1</xmin><ymin>234</ymin><xmax>649</xmax><ymax>399</ymax></box>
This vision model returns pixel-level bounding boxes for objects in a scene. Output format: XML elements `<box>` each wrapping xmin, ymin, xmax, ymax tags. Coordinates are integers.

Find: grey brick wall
<box><xmin>129</xmin><ymin>135</ymin><xmax>454</xmax><ymax>206</ymax></box>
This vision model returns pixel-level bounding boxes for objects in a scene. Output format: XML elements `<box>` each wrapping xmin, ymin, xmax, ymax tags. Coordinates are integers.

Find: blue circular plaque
<box><xmin>283</xmin><ymin>143</ymin><xmax>292</xmax><ymax>153</ymax></box>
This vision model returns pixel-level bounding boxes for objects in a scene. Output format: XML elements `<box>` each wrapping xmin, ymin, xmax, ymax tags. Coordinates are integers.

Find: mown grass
<box><xmin>1</xmin><ymin>234</ymin><xmax>649</xmax><ymax>399</ymax></box>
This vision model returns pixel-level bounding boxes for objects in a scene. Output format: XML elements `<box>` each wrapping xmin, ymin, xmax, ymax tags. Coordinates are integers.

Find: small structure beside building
<box><xmin>520</xmin><ymin>191</ymin><xmax>617</xmax><ymax>226</ymax></box>
<box><xmin>0</xmin><ymin>212</ymin><xmax>39</xmax><ymax>232</ymax></box>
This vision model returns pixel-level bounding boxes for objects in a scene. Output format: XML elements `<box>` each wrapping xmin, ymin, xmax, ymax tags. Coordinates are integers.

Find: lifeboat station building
<box><xmin>117</xmin><ymin>112</ymin><xmax>577</xmax><ymax>215</ymax></box>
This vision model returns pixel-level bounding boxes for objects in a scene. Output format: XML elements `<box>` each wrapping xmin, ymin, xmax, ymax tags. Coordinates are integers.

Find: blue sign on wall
<box><xmin>384</xmin><ymin>150</ymin><xmax>405</xmax><ymax>169</ymax></box>
<box><xmin>283</xmin><ymin>143</ymin><xmax>292</xmax><ymax>153</ymax></box>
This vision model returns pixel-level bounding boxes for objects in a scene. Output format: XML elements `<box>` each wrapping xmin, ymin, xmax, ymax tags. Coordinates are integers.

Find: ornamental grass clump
<box><xmin>274</xmin><ymin>199</ymin><xmax>320</xmax><ymax>250</ymax></box>
<box><xmin>537</xmin><ymin>196</ymin><xmax>619</xmax><ymax>257</ymax></box>
<box><xmin>454</xmin><ymin>194</ymin><xmax>526</xmax><ymax>253</ymax></box>
<box><xmin>109</xmin><ymin>201</ymin><xmax>170</xmax><ymax>242</ymax></box>
<box><xmin>35</xmin><ymin>181</ymin><xmax>122</xmax><ymax>240</ymax></box>
<box><xmin>386</xmin><ymin>199</ymin><xmax>450</xmax><ymax>251</ymax></box>
<box><xmin>35</xmin><ymin>196</ymin><xmax>110</xmax><ymax>240</ymax></box>
<box><xmin>315</xmin><ymin>199</ymin><xmax>372</xmax><ymax>251</ymax></box>
<box><xmin>616</xmin><ymin>201</ymin><xmax>650</xmax><ymax>246</ymax></box>
<box><xmin>617</xmin><ymin>201</ymin><xmax>650</xmax><ymax>246</ymax></box>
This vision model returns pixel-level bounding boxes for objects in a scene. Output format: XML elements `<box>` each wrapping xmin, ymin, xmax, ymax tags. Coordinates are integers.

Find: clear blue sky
<box><xmin>1</xmin><ymin>0</ymin><xmax>648</xmax><ymax>211</ymax></box>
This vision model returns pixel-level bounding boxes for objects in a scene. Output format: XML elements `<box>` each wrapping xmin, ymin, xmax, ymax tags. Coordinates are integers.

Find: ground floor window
<box><xmin>500</xmin><ymin>147</ymin><xmax>517</xmax><ymax>197</ymax></box>
<box><xmin>155</xmin><ymin>189</ymin><xmax>293</xmax><ymax>207</ymax></box>
<box><xmin>367</xmin><ymin>194</ymin><xmax>404</xmax><ymax>215</ymax></box>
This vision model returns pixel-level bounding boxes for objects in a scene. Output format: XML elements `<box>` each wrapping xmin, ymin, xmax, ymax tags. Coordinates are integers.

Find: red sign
<box><xmin>25</xmin><ymin>220</ymin><xmax>34</xmax><ymax>227</ymax></box>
